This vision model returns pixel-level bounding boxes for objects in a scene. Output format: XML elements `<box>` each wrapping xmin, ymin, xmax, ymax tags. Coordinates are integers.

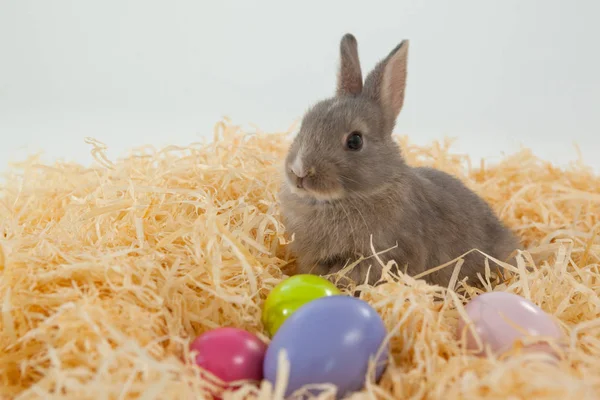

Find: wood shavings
<box><xmin>0</xmin><ymin>119</ymin><xmax>599</xmax><ymax>399</ymax></box>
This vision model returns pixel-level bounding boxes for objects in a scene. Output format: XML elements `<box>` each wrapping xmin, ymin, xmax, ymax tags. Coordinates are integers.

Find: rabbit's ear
<box><xmin>336</xmin><ymin>33</ymin><xmax>363</xmax><ymax>96</ymax></box>
<box><xmin>363</xmin><ymin>40</ymin><xmax>409</xmax><ymax>129</ymax></box>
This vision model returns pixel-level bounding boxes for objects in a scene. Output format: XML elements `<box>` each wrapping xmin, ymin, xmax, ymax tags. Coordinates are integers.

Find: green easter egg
<box><xmin>262</xmin><ymin>274</ymin><xmax>342</xmax><ymax>337</ymax></box>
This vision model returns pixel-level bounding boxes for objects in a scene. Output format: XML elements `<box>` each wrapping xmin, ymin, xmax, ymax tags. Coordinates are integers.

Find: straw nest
<box><xmin>0</xmin><ymin>119</ymin><xmax>599</xmax><ymax>400</ymax></box>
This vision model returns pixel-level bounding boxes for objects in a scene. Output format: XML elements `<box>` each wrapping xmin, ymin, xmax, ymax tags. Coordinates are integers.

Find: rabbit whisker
<box><xmin>344</xmin><ymin>190</ymin><xmax>372</xmax><ymax>236</ymax></box>
<box><xmin>337</xmin><ymin>198</ymin><xmax>358</xmax><ymax>254</ymax></box>
<box><xmin>340</xmin><ymin>174</ymin><xmax>360</xmax><ymax>184</ymax></box>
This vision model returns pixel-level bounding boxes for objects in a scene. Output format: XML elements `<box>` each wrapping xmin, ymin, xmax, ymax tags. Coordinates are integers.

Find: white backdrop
<box><xmin>1</xmin><ymin>0</ymin><xmax>599</xmax><ymax>171</ymax></box>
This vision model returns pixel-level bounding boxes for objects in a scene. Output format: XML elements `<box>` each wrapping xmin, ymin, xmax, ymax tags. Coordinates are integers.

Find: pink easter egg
<box><xmin>190</xmin><ymin>327</ymin><xmax>267</xmax><ymax>383</ymax></box>
<box><xmin>457</xmin><ymin>292</ymin><xmax>563</xmax><ymax>356</ymax></box>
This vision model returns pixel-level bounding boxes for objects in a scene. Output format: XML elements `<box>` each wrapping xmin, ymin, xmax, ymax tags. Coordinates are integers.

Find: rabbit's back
<box><xmin>410</xmin><ymin>167</ymin><xmax>518</xmax><ymax>285</ymax></box>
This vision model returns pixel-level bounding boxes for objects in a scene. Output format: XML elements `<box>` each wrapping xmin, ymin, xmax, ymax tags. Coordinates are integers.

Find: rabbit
<box><xmin>278</xmin><ymin>33</ymin><xmax>520</xmax><ymax>289</ymax></box>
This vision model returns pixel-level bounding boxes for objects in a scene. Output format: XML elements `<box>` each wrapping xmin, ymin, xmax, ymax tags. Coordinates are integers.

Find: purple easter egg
<box><xmin>457</xmin><ymin>292</ymin><xmax>563</xmax><ymax>356</ymax></box>
<box><xmin>263</xmin><ymin>295</ymin><xmax>389</xmax><ymax>399</ymax></box>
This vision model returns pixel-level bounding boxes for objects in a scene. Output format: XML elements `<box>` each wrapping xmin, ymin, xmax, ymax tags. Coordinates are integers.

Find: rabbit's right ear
<box><xmin>336</xmin><ymin>33</ymin><xmax>363</xmax><ymax>97</ymax></box>
<box><xmin>363</xmin><ymin>40</ymin><xmax>409</xmax><ymax>132</ymax></box>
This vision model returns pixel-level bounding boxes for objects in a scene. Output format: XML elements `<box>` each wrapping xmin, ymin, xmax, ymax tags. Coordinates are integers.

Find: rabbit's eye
<box><xmin>346</xmin><ymin>132</ymin><xmax>363</xmax><ymax>151</ymax></box>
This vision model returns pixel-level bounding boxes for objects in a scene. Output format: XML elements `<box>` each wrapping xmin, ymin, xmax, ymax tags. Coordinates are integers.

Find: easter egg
<box><xmin>190</xmin><ymin>327</ymin><xmax>267</xmax><ymax>383</ymax></box>
<box><xmin>263</xmin><ymin>295</ymin><xmax>389</xmax><ymax>399</ymax></box>
<box><xmin>457</xmin><ymin>292</ymin><xmax>563</xmax><ymax>356</ymax></box>
<box><xmin>262</xmin><ymin>274</ymin><xmax>341</xmax><ymax>336</ymax></box>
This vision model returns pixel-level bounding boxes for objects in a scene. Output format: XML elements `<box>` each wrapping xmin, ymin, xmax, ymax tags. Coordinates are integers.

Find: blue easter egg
<box><xmin>263</xmin><ymin>295</ymin><xmax>389</xmax><ymax>398</ymax></box>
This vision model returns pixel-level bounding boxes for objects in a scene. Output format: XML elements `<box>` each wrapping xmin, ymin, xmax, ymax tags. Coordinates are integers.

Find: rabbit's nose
<box><xmin>291</xmin><ymin>166</ymin><xmax>307</xmax><ymax>179</ymax></box>
<box><xmin>290</xmin><ymin>155</ymin><xmax>306</xmax><ymax>176</ymax></box>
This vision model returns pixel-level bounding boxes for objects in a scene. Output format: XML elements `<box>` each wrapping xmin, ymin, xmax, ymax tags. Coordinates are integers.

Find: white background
<box><xmin>1</xmin><ymin>0</ymin><xmax>599</xmax><ymax>171</ymax></box>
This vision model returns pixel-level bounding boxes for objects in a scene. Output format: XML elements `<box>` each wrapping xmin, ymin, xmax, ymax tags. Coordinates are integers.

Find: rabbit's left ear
<box><xmin>336</xmin><ymin>33</ymin><xmax>363</xmax><ymax>96</ymax></box>
<box><xmin>363</xmin><ymin>40</ymin><xmax>409</xmax><ymax>129</ymax></box>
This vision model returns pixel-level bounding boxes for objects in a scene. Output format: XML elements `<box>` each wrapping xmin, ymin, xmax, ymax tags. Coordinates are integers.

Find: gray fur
<box><xmin>279</xmin><ymin>34</ymin><xmax>519</xmax><ymax>288</ymax></box>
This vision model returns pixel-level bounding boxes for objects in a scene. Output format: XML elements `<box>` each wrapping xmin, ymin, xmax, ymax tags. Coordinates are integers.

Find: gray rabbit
<box><xmin>279</xmin><ymin>33</ymin><xmax>519</xmax><ymax>288</ymax></box>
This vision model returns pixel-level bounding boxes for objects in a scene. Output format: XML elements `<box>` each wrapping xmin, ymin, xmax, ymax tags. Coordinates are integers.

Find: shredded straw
<box><xmin>0</xmin><ymin>118</ymin><xmax>599</xmax><ymax>399</ymax></box>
